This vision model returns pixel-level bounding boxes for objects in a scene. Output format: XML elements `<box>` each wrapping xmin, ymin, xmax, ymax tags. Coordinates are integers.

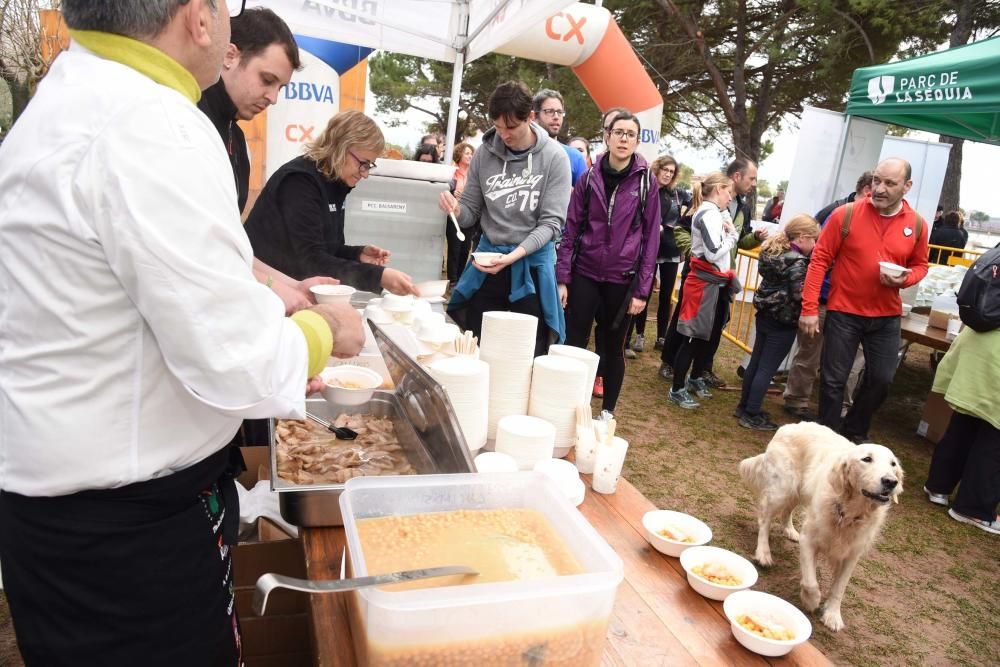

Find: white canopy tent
<box><xmin>249</xmin><ymin>0</ymin><xmax>577</xmax><ymax>163</ymax></box>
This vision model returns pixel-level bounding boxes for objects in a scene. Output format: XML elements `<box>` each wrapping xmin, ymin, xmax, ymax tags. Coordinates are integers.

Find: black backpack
<box><xmin>956</xmin><ymin>245</ymin><xmax>1000</xmax><ymax>333</ymax></box>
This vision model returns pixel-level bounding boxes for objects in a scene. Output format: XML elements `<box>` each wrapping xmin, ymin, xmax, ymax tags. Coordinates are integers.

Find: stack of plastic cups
<box><xmin>494</xmin><ymin>415</ymin><xmax>556</xmax><ymax>470</ymax></box>
<box><xmin>479</xmin><ymin>312</ymin><xmax>538</xmax><ymax>443</ymax></box>
<box><xmin>548</xmin><ymin>344</ymin><xmax>600</xmax><ymax>407</ymax></box>
<box><xmin>427</xmin><ymin>357</ymin><xmax>490</xmax><ymax>455</ymax></box>
<box><xmin>528</xmin><ymin>355</ymin><xmax>588</xmax><ymax>458</ymax></box>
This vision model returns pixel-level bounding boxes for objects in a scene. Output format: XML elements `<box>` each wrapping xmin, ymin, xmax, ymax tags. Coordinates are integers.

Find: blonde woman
<box><xmin>668</xmin><ymin>172</ymin><xmax>739</xmax><ymax>409</ymax></box>
<box><xmin>245</xmin><ymin>110</ymin><xmax>418</xmax><ymax>296</ymax></box>
<box><xmin>735</xmin><ymin>214</ymin><xmax>820</xmax><ymax>429</ymax></box>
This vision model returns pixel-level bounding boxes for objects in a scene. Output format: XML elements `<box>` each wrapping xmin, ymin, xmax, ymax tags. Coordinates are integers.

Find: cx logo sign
<box><xmin>545</xmin><ymin>12</ymin><xmax>586</xmax><ymax>44</ymax></box>
<box><xmin>285</xmin><ymin>124</ymin><xmax>314</xmax><ymax>142</ymax></box>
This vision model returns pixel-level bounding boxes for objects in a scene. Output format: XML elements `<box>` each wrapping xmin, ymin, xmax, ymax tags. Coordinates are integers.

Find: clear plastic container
<box><xmin>340</xmin><ymin>472</ymin><xmax>624</xmax><ymax>666</ymax></box>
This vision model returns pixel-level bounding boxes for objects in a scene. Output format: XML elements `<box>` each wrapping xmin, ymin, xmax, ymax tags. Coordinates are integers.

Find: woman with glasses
<box><xmin>245</xmin><ymin>110</ymin><xmax>418</xmax><ymax>296</ymax></box>
<box><xmin>555</xmin><ymin>111</ymin><xmax>660</xmax><ymax>417</ymax></box>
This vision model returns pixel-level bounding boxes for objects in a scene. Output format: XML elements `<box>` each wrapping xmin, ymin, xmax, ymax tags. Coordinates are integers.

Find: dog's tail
<box><xmin>738</xmin><ymin>453</ymin><xmax>768</xmax><ymax>495</ymax></box>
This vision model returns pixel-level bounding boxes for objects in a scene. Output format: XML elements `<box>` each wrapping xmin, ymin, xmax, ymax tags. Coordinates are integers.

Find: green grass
<box><xmin>610</xmin><ymin>291</ymin><xmax>1000</xmax><ymax>667</ymax></box>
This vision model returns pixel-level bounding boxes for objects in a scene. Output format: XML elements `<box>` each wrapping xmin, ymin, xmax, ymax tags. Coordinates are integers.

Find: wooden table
<box><xmin>900</xmin><ymin>312</ymin><xmax>952</xmax><ymax>352</ymax></box>
<box><xmin>301</xmin><ymin>477</ymin><xmax>830</xmax><ymax>666</ymax></box>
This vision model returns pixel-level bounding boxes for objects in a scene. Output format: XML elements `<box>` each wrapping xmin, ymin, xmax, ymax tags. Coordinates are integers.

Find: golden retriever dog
<box><xmin>739</xmin><ymin>422</ymin><xmax>903</xmax><ymax>631</ymax></box>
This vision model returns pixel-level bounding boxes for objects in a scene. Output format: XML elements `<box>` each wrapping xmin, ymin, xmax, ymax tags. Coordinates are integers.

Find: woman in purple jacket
<box><xmin>556</xmin><ymin>111</ymin><xmax>660</xmax><ymax>416</ymax></box>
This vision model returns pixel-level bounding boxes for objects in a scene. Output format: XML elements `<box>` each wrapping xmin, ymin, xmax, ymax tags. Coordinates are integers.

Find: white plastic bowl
<box><xmin>641</xmin><ymin>510</ymin><xmax>713</xmax><ymax>557</ymax></box>
<box><xmin>474</xmin><ymin>451</ymin><xmax>519</xmax><ymax>473</ymax></box>
<box><xmin>310</xmin><ymin>284</ymin><xmax>356</xmax><ymax>304</ymax></box>
<box><xmin>471</xmin><ymin>252</ymin><xmax>502</xmax><ymax>267</ymax></box>
<box><xmin>901</xmin><ymin>303</ymin><xmax>913</xmax><ymax>317</ymax></box>
<box><xmin>878</xmin><ymin>261</ymin><xmax>908</xmax><ymax>279</ymax></box>
<box><xmin>723</xmin><ymin>590</ymin><xmax>812</xmax><ymax>657</ymax></box>
<box><xmin>679</xmin><ymin>546</ymin><xmax>758</xmax><ymax>600</ymax></box>
<box><xmin>320</xmin><ymin>366</ymin><xmax>383</xmax><ymax>406</ymax></box>
<box><xmin>415</xmin><ymin>279</ymin><xmax>449</xmax><ymax>298</ymax></box>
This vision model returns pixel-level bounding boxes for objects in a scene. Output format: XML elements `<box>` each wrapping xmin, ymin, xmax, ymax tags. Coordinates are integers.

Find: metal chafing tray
<box><xmin>270</xmin><ymin>320</ymin><xmax>475</xmax><ymax>526</ymax></box>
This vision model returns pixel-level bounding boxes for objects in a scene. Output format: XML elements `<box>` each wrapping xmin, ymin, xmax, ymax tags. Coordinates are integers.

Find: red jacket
<box><xmin>801</xmin><ymin>197</ymin><xmax>928</xmax><ymax>317</ymax></box>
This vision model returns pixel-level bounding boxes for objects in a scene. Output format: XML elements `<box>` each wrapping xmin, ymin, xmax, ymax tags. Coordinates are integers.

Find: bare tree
<box><xmin>1</xmin><ymin>0</ymin><xmax>62</xmax><ymax>127</ymax></box>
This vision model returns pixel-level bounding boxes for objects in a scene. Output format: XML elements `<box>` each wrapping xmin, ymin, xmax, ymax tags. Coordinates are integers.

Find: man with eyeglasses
<box><xmin>532</xmin><ymin>89</ymin><xmax>588</xmax><ymax>186</ymax></box>
<box><xmin>0</xmin><ymin>1</ymin><xmax>365</xmax><ymax>662</ymax></box>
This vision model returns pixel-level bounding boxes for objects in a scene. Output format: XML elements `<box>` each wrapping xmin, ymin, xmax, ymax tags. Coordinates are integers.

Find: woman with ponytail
<box><xmin>735</xmin><ymin>214</ymin><xmax>820</xmax><ymax>429</ymax></box>
<box><xmin>668</xmin><ymin>172</ymin><xmax>739</xmax><ymax>409</ymax></box>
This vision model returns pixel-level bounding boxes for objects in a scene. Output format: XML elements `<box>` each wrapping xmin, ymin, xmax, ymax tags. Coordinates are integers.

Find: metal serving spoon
<box><xmin>253</xmin><ymin>566</ymin><xmax>479</xmax><ymax>615</ymax></box>
<box><xmin>305</xmin><ymin>411</ymin><xmax>358</xmax><ymax>440</ymax></box>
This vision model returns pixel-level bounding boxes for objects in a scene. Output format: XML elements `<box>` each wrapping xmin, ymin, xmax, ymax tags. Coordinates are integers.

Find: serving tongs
<box><xmin>306</xmin><ymin>411</ymin><xmax>358</xmax><ymax>440</ymax></box>
<box><xmin>253</xmin><ymin>565</ymin><xmax>479</xmax><ymax>615</ymax></box>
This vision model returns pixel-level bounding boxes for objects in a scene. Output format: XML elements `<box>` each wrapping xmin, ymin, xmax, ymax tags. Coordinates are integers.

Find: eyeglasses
<box><xmin>609</xmin><ymin>129</ymin><xmax>638</xmax><ymax>140</ymax></box>
<box><xmin>540</xmin><ymin>109</ymin><xmax>566</xmax><ymax>118</ymax></box>
<box><xmin>349</xmin><ymin>150</ymin><xmax>377</xmax><ymax>173</ymax></box>
<box><xmin>227</xmin><ymin>0</ymin><xmax>246</xmax><ymax>18</ymax></box>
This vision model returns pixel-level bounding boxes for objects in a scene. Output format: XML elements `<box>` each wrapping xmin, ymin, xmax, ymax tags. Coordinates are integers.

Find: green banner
<box><xmin>845</xmin><ymin>37</ymin><xmax>1000</xmax><ymax>145</ymax></box>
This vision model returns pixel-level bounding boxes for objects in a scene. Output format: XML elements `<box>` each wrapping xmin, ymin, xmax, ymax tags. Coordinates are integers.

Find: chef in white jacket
<box><xmin>0</xmin><ymin>1</ymin><xmax>363</xmax><ymax>664</ymax></box>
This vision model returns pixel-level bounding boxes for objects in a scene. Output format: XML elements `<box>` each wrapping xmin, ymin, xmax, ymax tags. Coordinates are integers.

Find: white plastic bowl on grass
<box><xmin>679</xmin><ymin>545</ymin><xmax>758</xmax><ymax>600</ymax></box>
<box><xmin>320</xmin><ymin>366</ymin><xmax>383</xmax><ymax>406</ymax></box>
<box><xmin>641</xmin><ymin>510</ymin><xmax>712</xmax><ymax>557</ymax></box>
<box><xmin>723</xmin><ymin>590</ymin><xmax>812</xmax><ymax>657</ymax></box>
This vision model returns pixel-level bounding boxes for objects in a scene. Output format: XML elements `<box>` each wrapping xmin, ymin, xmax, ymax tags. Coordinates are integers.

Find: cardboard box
<box><xmin>236</xmin><ymin>447</ymin><xmax>311</xmax><ymax>667</ymax></box>
<box><xmin>927</xmin><ymin>308</ymin><xmax>959</xmax><ymax>330</ymax></box>
<box><xmin>916</xmin><ymin>391</ymin><xmax>953</xmax><ymax>444</ymax></box>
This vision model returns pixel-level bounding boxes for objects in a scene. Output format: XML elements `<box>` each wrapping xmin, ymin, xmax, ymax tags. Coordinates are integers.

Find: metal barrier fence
<box><xmin>720</xmin><ymin>244</ymin><xmax>986</xmax><ymax>354</ymax></box>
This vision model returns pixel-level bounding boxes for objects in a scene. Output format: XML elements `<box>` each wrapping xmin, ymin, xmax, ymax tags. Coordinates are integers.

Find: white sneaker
<box><xmin>948</xmin><ymin>508</ymin><xmax>1000</xmax><ymax>535</ymax></box>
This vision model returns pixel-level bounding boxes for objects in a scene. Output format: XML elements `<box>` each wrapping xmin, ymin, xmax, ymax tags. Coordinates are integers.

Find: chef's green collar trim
<box><xmin>69</xmin><ymin>29</ymin><xmax>201</xmax><ymax>103</ymax></box>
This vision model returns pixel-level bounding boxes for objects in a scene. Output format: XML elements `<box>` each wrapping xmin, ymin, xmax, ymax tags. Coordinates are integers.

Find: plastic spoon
<box><xmin>449</xmin><ymin>212</ymin><xmax>465</xmax><ymax>242</ymax></box>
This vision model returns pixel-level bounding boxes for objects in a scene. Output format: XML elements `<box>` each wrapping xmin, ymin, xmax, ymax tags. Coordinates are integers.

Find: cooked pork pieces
<box><xmin>276</xmin><ymin>414</ymin><xmax>415</xmax><ymax>485</ymax></box>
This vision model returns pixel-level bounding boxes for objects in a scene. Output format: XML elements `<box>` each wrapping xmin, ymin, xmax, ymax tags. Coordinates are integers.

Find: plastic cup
<box><xmin>592</xmin><ymin>436</ymin><xmax>629</xmax><ymax>494</ymax></box>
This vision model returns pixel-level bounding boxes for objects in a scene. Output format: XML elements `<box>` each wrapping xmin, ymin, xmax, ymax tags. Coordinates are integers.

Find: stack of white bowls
<box><xmin>479</xmin><ymin>312</ymin><xmax>538</xmax><ymax>440</ymax></box>
<box><xmin>534</xmin><ymin>458</ymin><xmax>586</xmax><ymax>506</ymax></box>
<box><xmin>427</xmin><ymin>357</ymin><xmax>490</xmax><ymax>454</ymax></box>
<box><xmin>495</xmin><ymin>415</ymin><xmax>556</xmax><ymax>470</ymax></box>
<box><xmin>528</xmin><ymin>355</ymin><xmax>589</xmax><ymax>457</ymax></box>
<box><xmin>548</xmin><ymin>344</ymin><xmax>600</xmax><ymax>407</ymax></box>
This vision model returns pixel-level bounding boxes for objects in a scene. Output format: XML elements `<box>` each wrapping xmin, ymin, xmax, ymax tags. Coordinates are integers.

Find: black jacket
<box><xmin>197</xmin><ymin>80</ymin><xmax>250</xmax><ymax>213</ymax></box>
<box><xmin>244</xmin><ymin>156</ymin><xmax>385</xmax><ymax>292</ymax></box>
<box><xmin>657</xmin><ymin>186</ymin><xmax>692</xmax><ymax>261</ymax></box>
<box><xmin>928</xmin><ymin>223</ymin><xmax>969</xmax><ymax>264</ymax></box>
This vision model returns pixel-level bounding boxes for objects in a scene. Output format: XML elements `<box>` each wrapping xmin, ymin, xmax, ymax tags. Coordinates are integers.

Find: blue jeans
<box><xmin>819</xmin><ymin>310</ymin><xmax>901</xmax><ymax>439</ymax></box>
<box><xmin>739</xmin><ymin>314</ymin><xmax>797</xmax><ymax>415</ymax></box>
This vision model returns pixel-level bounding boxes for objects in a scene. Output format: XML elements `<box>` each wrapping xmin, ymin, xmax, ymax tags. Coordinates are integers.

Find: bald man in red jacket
<box><xmin>799</xmin><ymin>158</ymin><xmax>928</xmax><ymax>442</ymax></box>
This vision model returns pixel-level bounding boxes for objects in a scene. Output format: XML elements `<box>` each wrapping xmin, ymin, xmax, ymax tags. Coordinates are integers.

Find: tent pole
<box><xmin>444</xmin><ymin>52</ymin><xmax>464</xmax><ymax>166</ymax></box>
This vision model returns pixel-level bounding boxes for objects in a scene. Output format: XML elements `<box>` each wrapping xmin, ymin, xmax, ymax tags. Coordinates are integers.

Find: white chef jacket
<box><xmin>0</xmin><ymin>43</ymin><xmax>310</xmax><ymax>496</ymax></box>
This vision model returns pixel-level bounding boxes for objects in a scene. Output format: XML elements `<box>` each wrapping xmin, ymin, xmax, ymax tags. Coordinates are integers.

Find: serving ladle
<box><xmin>253</xmin><ymin>566</ymin><xmax>479</xmax><ymax>615</ymax></box>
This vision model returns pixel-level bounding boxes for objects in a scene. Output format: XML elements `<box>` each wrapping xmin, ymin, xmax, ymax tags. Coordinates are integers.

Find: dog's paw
<box><xmin>821</xmin><ymin>608</ymin><xmax>845</xmax><ymax>632</ymax></box>
<box><xmin>801</xmin><ymin>586</ymin><xmax>821</xmax><ymax>611</ymax></box>
<box><xmin>783</xmin><ymin>527</ymin><xmax>801</xmax><ymax>542</ymax></box>
<box><xmin>754</xmin><ymin>549</ymin><xmax>774</xmax><ymax>567</ymax></box>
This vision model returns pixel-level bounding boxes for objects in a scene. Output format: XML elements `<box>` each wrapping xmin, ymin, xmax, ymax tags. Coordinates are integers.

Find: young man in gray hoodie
<box><xmin>439</xmin><ymin>80</ymin><xmax>571</xmax><ymax>356</ymax></box>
